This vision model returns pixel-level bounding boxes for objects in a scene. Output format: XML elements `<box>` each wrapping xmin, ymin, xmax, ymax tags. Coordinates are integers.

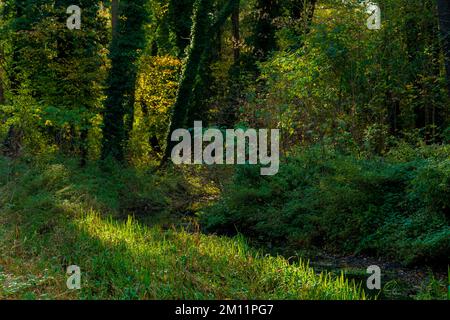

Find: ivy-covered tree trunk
<box><xmin>187</xmin><ymin>0</ymin><xmax>239</xmax><ymax>127</ymax></box>
<box><xmin>0</xmin><ymin>40</ymin><xmax>5</xmax><ymax>104</ymax></box>
<box><xmin>252</xmin><ymin>0</ymin><xmax>281</xmax><ymax>62</ymax></box>
<box><xmin>0</xmin><ymin>68</ymin><xmax>4</xmax><ymax>105</ymax></box>
<box><xmin>112</xmin><ymin>0</ymin><xmax>119</xmax><ymax>36</ymax></box>
<box><xmin>306</xmin><ymin>0</ymin><xmax>317</xmax><ymax>28</ymax></box>
<box><xmin>3</xmin><ymin>0</ymin><xmax>107</xmax><ymax>161</ymax></box>
<box><xmin>231</xmin><ymin>2</ymin><xmax>240</xmax><ymax>65</ymax></box>
<box><xmin>163</xmin><ymin>0</ymin><xmax>238</xmax><ymax>162</ymax></box>
<box><xmin>102</xmin><ymin>0</ymin><xmax>148</xmax><ymax>162</ymax></box>
<box><xmin>163</xmin><ymin>0</ymin><xmax>212</xmax><ymax>161</ymax></box>
<box><xmin>168</xmin><ymin>0</ymin><xmax>195</xmax><ymax>57</ymax></box>
<box><xmin>52</xmin><ymin>0</ymin><xmax>106</xmax><ymax>165</ymax></box>
<box><xmin>438</xmin><ymin>0</ymin><xmax>450</xmax><ymax>98</ymax></box>
<box><xmin>0</xmin><ymin>82</ymin><xmax>4</xmax><ymax>105</ymax></box>
<box><xmin>6</xmin><ymin>0</ymin><xmax>28</xmax><ymax>94</ymax></box>
<box><xmin>220</xmin><ymin>0</ymin><xmax>240</xmax><ymax>127</ymax></box>
<box><xmin>229</xmin><ymin>0</ymin><xmax>241</xmax><ymax>107</ymax></box>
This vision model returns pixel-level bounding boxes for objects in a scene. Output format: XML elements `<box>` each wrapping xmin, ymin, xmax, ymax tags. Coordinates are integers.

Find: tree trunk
<box><xmin>252</xmin><ymin>0</ymin><xmax>281</xmax><ymax>61</ymax></box>
<box><xmin>0</xmin><ymin>46</ymin><xmax>5</xmax><ymax>104</ymax></box>
<box><xmin>232</xmin><ymin>1</ymin><xmax>240</xmax><ymax>63</ymax></box>
<box><xmin>0</xmin><ymin>78</ymin><xmax>5</xmax><ymax>105</ymax></box>
<box><xmin>168</xmin><ymin>0</ymin><xmax>196</xmax><ymax>57</ymax></box>
<box><xmin>437</xmin><ymin>0</ymin><xmax>450</xmax><ymax>98</ymax></box>
<box><xmin>112</xmin><ymin>0</ymin><xmax>119</xmax><ymax>36</ymax></box>
<box><xmin>221</xmin><ymin>0</ymin><xmax>240</xmax><ymax>127</ymax></box>
<box><xmin>163</xmin><ymin>0</ymin><xmax>238</xmax><ymax>162</ymax></box>
<box><xmin>163</xmin><ymin>0</ymin><xmax>211</xmax><ymax>161</ymax></box>
<box><xmin>102</xmin><ymin>0</ymin><xmax>147</xmax><ymax>161</ymax></box>
<box><xmin>8</xmin><ymin>0</ymin><xmax>25</xmax><ymax>94</ymax></box>
<box><xmin>307</xmin><ymin>0</ymin><xmax>317</xmax><ymax>26</ymax></box>
<box><xmin>79</xmin><ymin>128</ymin><xmax>88</xmax><ymax>167</ymax></box>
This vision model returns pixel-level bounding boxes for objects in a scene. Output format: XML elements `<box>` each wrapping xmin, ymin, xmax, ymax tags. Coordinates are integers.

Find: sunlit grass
<box><xmin>0</xmin><ymin>156</ymin><xmax>366</xmax><ymax>300</ymax></box>
<box><xmin>72</xmin><ymin>212</ymin><xmax>366</xmax><ymax>299</ymax></box>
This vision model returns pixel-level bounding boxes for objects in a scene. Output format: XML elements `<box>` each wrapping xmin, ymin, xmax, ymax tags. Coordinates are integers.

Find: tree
<box><xmin>402</xmin><ymin>0</ymin><xmax>445</xmax><ymax>140</ymax></box>
<box><xmin>438</xmin><ymin>0</ymin><xmax>450</xmax><ymax>98</ymax></box>
<box><xmin>48</xmin><ymin>0</ymin><xmax>108</xmax><ymax>164</ymax></box>
<box><xmin>0</xmin><ymin>2</ymin><xmax>4</xmax><ymax>105</ymax></box>
<box><xmin>1</xmin><ymin>0</ymin><xmax>108</xmax><ymax>159</ymax></box>
<box><xmin>251</xmin><ymin>0</ymin><xmax>281</xmax><ymax>62</ymax></box>
<box><xmin>186</xmin><ymin>0</ymin><xmax>239</xmax><ymax>127</ymax></box>
<box><xmin>163</xmin><ymin>0</ymin><xmax>238</xmax><ymax>162</ymax></box>
<box><xmin>168</xmin><ymin>0</ymin><xmax>195</xmax><ymax>57</ymax></box>
<box><xmin>163</xmin><ymin>0</ymin><xmax>212</xmax><ymax>162</ymax></box>
<box><xmin>101</xmin><ymin>0</ymin><xmax>148</xmax><ymax>162</ymax></box>
<box><xmin>0</xmin><ymin>78</ymin><xmax>4</xmax><ymax>105</ymax></box>
<box><xmin>219</xmin><ymin>0</ymin><xmax>241</xmax><ymax>127</ymax></box>
<box><xmin>0</xmin><ymin>47</ymin><xmax>4</xmax><ymax>105</ymax></box>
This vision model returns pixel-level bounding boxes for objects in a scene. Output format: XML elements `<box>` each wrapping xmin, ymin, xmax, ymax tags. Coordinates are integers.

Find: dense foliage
<box><xmin>0</xmin><ymin>155</ymin><xmax>368</xmax><ymax>300</ymax></box>
<box><xmin>203</xmin><ymin>143</ymin><xmax>450</xmax><ymax>265</ymax></box>
<box><xmin>0</xmin><ymin>0</ymin><xmax>449</xmax><ymax>300</ymax></box>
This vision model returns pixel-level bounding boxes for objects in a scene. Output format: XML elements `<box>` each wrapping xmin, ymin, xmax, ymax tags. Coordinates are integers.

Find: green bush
<box><xmin>202</xmin><ymin>145</ymin><xmax>450</xmax><ymax>265</ymax></box>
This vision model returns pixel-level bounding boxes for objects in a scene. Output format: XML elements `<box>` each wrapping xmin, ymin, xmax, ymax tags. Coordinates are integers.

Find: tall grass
<box><xmin>0</xmin><ymin>156</ymin><xmax>366</xmax><ymax>300</ymax></box>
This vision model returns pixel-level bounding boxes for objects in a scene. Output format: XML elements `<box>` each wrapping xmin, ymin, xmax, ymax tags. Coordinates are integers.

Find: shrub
<box><xmin>202</xmin><ymin>144</ymin><xmax>450</xmax><ymax>265</ymax></box>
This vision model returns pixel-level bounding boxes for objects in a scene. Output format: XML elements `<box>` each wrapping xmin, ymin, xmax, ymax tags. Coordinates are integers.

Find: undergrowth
<box><xmin>0</xmin><ymin>156</ymin><xmax>365</xmax><ymax>300</ymax></box>
<box><xmin>202</xmin><ymin>144</ymin><xmax>450</xmax><ymax>266</ymax></box>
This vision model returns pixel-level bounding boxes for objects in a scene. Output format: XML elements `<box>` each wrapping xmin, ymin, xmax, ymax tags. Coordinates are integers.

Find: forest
<box><xmin>0</xmin><ymin>0</ymin><xmax>449</xmax><ymax>300</ymax></box>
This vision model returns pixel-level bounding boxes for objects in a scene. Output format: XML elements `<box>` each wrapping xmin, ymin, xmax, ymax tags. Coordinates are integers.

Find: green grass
<box><xmin>0</xmin><ymin>156</ymin><xmax>366</xmax><ymax>300</ymax></box>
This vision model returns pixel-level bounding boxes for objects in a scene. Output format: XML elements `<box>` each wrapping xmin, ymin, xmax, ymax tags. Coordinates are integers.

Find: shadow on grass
<box><xmin>0</xmin><ymin>155</ymin><xmax>366</xmax><ymax>300</ymax></box>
